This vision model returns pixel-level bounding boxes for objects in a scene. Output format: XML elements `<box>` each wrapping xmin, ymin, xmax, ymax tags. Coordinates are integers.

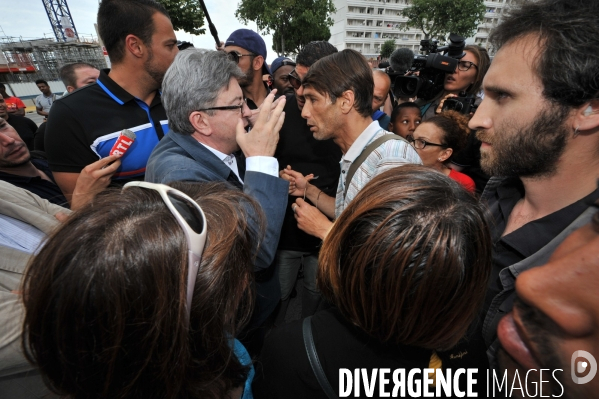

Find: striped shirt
<box><xmin>335</xmin><ymin>121</ymin><xmax>422</xmax><ymax>218</ymax></box>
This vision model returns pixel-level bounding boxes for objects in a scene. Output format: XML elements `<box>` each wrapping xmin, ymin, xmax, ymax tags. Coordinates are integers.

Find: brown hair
<box><xmin>464</xmin><ymin>45</ymin><xmax>490</xmax><ymax>95</ymax></box>
<box><xmin>425</xmin><ymin>110</ymin><xmax>471</xmax><ymax>163</ymax></box>
<box><xmin>302</xmin><ymin>49</ymin><xmax>373</xmax><ymax>118</ymax></box>
<box><xmin>318</xmin><ymin>165</ymin><xmax>492</xmax><ymax>350</ymax></box>
<box><xmin>22</xmin><ymin>182</ymin><xmax>263</xmax><ymax>399</ymax></box>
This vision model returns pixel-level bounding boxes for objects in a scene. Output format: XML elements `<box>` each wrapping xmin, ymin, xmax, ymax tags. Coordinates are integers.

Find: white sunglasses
<box><xmin>123</xmin><ymin>181</ymin><xmax>207</xmax><ymax>318</ymax></box>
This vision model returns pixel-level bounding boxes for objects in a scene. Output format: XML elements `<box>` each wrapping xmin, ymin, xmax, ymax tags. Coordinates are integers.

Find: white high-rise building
<box><xmin>473</xmin><ymin>0</ymin><xmax>522</xmax><ymax>52</ymax></box>
<box><xmin>329</xmin><ymin>0</ymin><xmax>423</xmax><ymax>60</ymax></box>
<box><xmin>328</xmin><ymin>0</ymin><xmax>521</xmax><ymax>59</ymax></box>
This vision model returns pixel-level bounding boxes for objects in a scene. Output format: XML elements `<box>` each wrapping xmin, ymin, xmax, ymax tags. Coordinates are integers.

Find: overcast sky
<box><xmin>0</xmin><ymin>0</ymin><xmax>277</xmax><ymax>63</ymax></box>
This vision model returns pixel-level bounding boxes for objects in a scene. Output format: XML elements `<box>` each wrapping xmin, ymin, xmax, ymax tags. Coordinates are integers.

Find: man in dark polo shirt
<box><xmin>466</xmin><ymin>0</ymin><xmax>599</xmax><ymax>367</ymax></box>
<box><xmin>273</xmin><ymin>41</ymin><xmax>341</xmax><ymax>322</ymax></box>
<box><xmin>45</xmin><ymin>0</ymin><xmax>178</xmax><ymax>205</ymax></box>
<box><xmin>0</xmin><ymin>97</ymin><xmax>38</xmax><ymax>151</ymax></box>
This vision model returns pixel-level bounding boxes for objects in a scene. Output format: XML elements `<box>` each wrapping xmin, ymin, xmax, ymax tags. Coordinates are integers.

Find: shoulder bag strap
<box><xmin>343</xmin><ymin>134</ymin><xmax>406</xmax><ymax>200</ymax></box>
<box><xmin>302</xmin><ymin>317</ymin><xmax>339</xmax><ymax>399</ymax></box>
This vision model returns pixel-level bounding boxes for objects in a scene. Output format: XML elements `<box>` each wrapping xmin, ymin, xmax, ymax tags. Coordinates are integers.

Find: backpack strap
<box><xmin>343</xmin><ymin>134</ymin><xmax>406</xmax><ymax>200</ymax></box>
<box><xmin>302</xmin><ymin>317</ymin><xmax>338</xmax><ymax>399</ymax></box>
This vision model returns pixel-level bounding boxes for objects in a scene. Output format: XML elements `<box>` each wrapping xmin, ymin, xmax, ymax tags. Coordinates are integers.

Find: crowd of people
<box><xmin>1</xmin><ymin>0</ymin><xmax>599</xmax><ymax>397</ymax></box>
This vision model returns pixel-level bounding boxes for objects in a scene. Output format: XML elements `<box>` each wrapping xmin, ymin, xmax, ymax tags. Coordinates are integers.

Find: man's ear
<box><xmin>387</xmin><ymin>121</ymin><xmax>394</xmax><ymax>132</ymax></box>
<box><xmin>189</xmin><ymin>111</ymin><xmax>212</xmax><ymax>137</ymax></box>
<box><xmin>253</xmin><ymin>55</ymin><xmax>264</xmax><ymax>72</ymax></box>
<box><xmin>339</xmin><ymin>90</ymin><xmax>355</xmax><ymax>114</ymax></box>
<box><xmin>124</xmin><ymin>34</ymin><xmax>145</xmax><ymax>59</ymax></box>
<box><xmin>66</xmin><ymin>86</ymin><xmax>76</xmax><ymax>93</ymax></box>
<box><xmin>574</xmin><ymin>100</ymin><xmax>599</xmax><ymax>132</ymax></box>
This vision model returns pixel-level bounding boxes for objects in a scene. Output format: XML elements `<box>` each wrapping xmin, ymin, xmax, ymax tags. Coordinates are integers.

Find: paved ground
<box><xmin>25</xmin><ymin>111</ymin><xmax>45</xmax><ymax>126</ymax></box>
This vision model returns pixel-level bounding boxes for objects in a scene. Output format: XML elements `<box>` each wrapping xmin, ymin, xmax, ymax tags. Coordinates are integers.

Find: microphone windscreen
<box><xmin>389</xmin><ymin>48</ymin><xmax>414</xmax><ymax>73</ymax></box>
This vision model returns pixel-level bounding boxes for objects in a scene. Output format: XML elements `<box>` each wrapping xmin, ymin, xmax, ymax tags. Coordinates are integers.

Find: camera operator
<box><xmin>416</xmin><ymin>45</ymin><xmax>490</xmax><ymax>121</ymax></box>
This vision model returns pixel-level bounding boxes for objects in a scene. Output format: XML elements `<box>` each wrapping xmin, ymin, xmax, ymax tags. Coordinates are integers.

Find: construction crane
<box><xmin>41</xmin><ymin>0</ymin><xmax>80</xmax><ymax>42</ymax></box>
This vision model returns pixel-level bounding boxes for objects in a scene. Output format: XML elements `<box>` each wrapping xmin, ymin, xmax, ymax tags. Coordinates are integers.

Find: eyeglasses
<box><xmin>457</xmin><ymin>61</ymin><xmax>478</xmax><ymax>71</ymax></box>
<box><xmin>407</xmin><ymin>134</ymin><xmax>448</xmax><ymax>149</ymax></box>
<box><xmin>287</xmin><ymin>69</ymin><xmax>302</xmax><ymax>90</ymax></box>
<box><xmin>227</xmin><ymin>50</ymin><xmax>255</xmax><ymax>64</ymax></box>
<box><xmin>196</xmin><ymin>99</ymin><xmax>247</xmax><ymax>115</ymax></box>
<box><xmin>122</xmin><ymin>181</ymin><xmax>207</xmax><ymax>318</ymax></box>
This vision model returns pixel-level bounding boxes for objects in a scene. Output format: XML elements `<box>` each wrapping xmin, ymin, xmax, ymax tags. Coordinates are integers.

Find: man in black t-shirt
<box><xmin>0</xmin><ymin>117</ymin><xmax>66</xmax><ymax>206</ymax></box>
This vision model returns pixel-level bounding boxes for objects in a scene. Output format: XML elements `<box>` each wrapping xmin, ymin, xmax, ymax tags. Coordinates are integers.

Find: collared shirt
<box><xmin>245</xmin><ymin>81</ymin><xmax>272</xmax><ymax>110</ymax></box>
<box><xmin>45</xmin><ymin>69</ymin><xmax>168</xmax><ymax>181</ymax></box>
<box><xmin>199</xmin><ymin>142</ymin><xmax>278</xmax><ymax>184</ymax></box>
<box><xmin>0</xmin><ymin>214</ymin><xmax>46</xmax><ymax>254</ymax></box>
<box><xmin>335</xmin><ymin>121</ymin><xmax>421</xmax><ymax>218</ymax></box>
<box><xmin>484</xmin><ymin>178</ymin><xmax>599</xmax><ymax>311</ymax></box>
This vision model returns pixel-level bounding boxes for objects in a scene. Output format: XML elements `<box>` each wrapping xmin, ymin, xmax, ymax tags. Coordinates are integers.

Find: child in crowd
<box><xmin>388</xmin><ymin>102</ymin><xmax>422</xmax><ymax>139</ymax></box>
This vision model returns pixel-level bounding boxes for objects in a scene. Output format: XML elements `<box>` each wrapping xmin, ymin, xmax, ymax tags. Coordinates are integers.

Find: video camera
<box><xmin>390</xmin><ymin>33</ymin><xmax>466</xmax><ymax>101</ymax></box>
<box><xmin>442</xmin><ymin>94</ymin><xmax>478</xmax><ymax>115</ymax></box>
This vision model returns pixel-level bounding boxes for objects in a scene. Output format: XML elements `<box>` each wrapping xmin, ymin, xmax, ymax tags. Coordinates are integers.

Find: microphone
<box><xmin>109</xmin><ymin>129</ymin><xmax>136</xmax><ymax>157</ymax></box>
<box><xmin>389</xmin><ymin>48</ymin><xmax>414</xmax><ymax>73</ymax></box>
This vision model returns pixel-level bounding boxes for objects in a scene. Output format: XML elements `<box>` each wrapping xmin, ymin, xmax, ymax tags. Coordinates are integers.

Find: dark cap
<box><xmin>270</xmin><ymin>56</ymin><xmax>296</xmax><ymax>75</ymax></box>
<box><xmin>225</xmin><ymin>29</ymin><xmax>270</xmax><ymax>75</ymax></box>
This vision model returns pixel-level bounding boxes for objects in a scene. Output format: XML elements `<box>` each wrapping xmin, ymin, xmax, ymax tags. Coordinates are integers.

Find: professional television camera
<box><xmin>442</xmin><ymin>94</ymin><xmax>478</xmax><ymax>115</ymax></box>
<box><xmin>390</xmin><ymin>33</ymin><xmax>466</xmax><ymax>101</ymax></box>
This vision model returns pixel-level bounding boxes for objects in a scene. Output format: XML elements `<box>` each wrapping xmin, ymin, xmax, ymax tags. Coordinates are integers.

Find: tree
<box><xmin>157</xmin><ymin>0</ymin><xmax>206</xmax><ymax>36</ymax></box>
<box><xmin>235</xmin><ymin>0</ymin><xmax>336</xmax><ymax>56</ymax></box>
<box><xmin>401</xmin><ymin>0</ymin><xmax>486</xmax><ymax>41</ymax></box>
<box><xmin>380</xmin><ymin>39</ymin><xmax>396</xmax><ymax>58</ymax></box>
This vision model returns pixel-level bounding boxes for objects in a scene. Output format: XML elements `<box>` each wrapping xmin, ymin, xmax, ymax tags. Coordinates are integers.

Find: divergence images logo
<box><xmin>571</xmin><ymin>350</ymin><xmax>597</xmax><ymax>385</ymax></box>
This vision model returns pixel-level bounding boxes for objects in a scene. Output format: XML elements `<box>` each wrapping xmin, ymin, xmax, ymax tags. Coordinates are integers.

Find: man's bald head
<box><xmin>372</xmin><ymin>70</ymin><xmax>391</xmax><ymax>112</ymax></box>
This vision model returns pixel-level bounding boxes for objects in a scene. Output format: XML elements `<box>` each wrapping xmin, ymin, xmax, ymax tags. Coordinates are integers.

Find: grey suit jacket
<box><xmin>145</xmin><ymin>131</ymin><xmax>289</xmax><ymax>273</ymax></box>
<box><xmin>0</xmin><ymin>180</ymin><xmax>69</xmax><ymax>397</ymax></box>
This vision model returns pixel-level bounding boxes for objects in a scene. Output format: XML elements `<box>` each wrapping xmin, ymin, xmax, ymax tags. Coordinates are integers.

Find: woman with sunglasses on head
<box><xmin>407</xmin><ymin>110</ymin><xmax>476</xmax><ymax>193</ymax></box>
<box><xmin>254</xmin><ymin>166</ymin><xmax>492</xmax><ymax>398</ymax></box>
<box><xmin>417</xmin><ymin>45</ymin><xmax>490</xmax><ymax>121</ymax></box>
<box><xmin>22</xmin><ymin>181</ymin><xmax>263</xmax><ymax>399</ymax></box>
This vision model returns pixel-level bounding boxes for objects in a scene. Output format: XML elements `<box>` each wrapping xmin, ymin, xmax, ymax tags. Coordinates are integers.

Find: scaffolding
<box><xmin>0</xmin><ymin>36</ymin><xmax>106</xmax><ymax>83</ymax></box>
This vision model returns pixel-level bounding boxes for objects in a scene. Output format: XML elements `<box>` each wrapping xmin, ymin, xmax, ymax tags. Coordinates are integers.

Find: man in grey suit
<box><xmin>146</xmin><ymin>50</ymin><xmax>288</xmax><ymax>336</ymax></box>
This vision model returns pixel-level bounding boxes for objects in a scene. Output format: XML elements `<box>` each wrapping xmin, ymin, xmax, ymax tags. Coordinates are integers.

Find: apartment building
<box><xmin>329</xmin><ymin>0</ymin><xmax>423</xmax><ymax>60</ymax></box>
<box><xmin>329</xmin><ymin>0</ymin><xmax>521</xmax><ymax>59</ymax></box>
<box><xmin>473</xmin><ymin>0</ymin><xmax>521</xmax><ymax>51</ymax></box>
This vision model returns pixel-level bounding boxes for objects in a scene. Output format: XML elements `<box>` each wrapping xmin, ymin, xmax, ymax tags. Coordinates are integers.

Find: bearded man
<box><xmin>467</xmin><ymin>0</ymin><xmax>599</xmax><ymax>374</ymax></box>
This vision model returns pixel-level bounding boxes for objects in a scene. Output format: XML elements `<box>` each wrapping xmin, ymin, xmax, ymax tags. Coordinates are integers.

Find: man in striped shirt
<box><xmin>282</xmin><ymin>49</ymin><xmax>421</xmax><ymax>239</ymax></box>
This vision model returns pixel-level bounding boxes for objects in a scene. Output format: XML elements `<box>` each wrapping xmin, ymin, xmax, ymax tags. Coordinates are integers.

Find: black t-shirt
<box><xmin>34</xmin><ymin>122</ymin><xmax>47</xmax><ymax>152</ymax></box>
<box><xmin>254</xmin><ymin>307</ymin><xmax>432</xmax><ymax>399</ymax></box>
<box><xmin>7</xmin><ymin>114</ymin><xmax>38</xmax><ymax>151</ymax></box>
<box><xmin>274</xmin><ymin>95</ymin><xmax>342</xmax><ymax>252</ymax></box>
<box><xmin>0</xmin><ymin>157</ymin><xmax>67</xmax><ymax>206</ymax></box>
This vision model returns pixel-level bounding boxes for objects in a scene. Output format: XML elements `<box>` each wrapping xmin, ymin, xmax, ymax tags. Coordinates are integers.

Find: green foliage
<box><xmin>157</xmin><ymin>0</ymin><xmax>206</xmax><ymax>36</ymax></box>
<box><xmin>380</xmin><ymin>39</ymin><xmax>396</xmax><ymax>58</ymax></box>
<box><xmin>401</xmin><ymin>0</ymin><xmax>486</xmax><ymax>41</ymax></box>
<box><xmin>236</xmin><ymin>0</ymin><xmax>336</xmax><ymax>56</ymax></box>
